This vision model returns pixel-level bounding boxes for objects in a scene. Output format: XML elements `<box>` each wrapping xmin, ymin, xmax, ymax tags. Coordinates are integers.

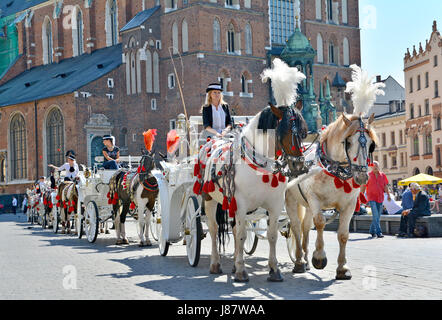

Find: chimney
<box><xmin>376</xmin><ymin>75</ymin><xmax>382</xmax><ymax>83</ymax></box>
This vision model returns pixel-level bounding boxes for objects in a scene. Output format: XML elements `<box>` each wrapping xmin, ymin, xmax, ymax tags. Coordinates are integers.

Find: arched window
<box><xmin>329</xmin><ymin>41</ymin><xmax>336</xmax><ymax>64</ymax></box>
<box><xmin>106</xmin><ymin>0</ymin><xmax>118</xmax><ymax>46</ymax></box>
<box><xmin>425</xmin><ymin>134</ymin><xmax>432</xmax><ymax>154</ymax></box>
<box><xmin>227</xmin><ymin>23</ymin><xmax>235</xmax><ymax>53</ymax></box>
<box><xmin>42</xmin><ymin>17</ymin><xmax>53</xmax><ymax>64</ymax></box>
<box><xmin>245</xmin><ymin>23</ymin><xmax>252</xmax><ymax>55</ymax></box>
<box><xmin>46</xmin><ymin>108</ymin><xmax>64</xmax><ymax>167</ymax></box>
<box><xmin>317</xmin><ymin>34</ymin><xmax>323</xmax><ymax>63</ymax></box>
<box><xmin>10</xmin><ymin>114</ymin><xmax>27</xmax><ymax>180</ymax></box>
<box><xmin>315</xmin><ymin>0</ymin><xmax>322</xmax><ymax>20</ymax></box>
<box><xmin>241</xmin><ymin>75</ymin><xmax>246</xmax><ymax>93</ymax></box>
<box><xmin>130</xmin><ymin>51</ymin><xmax>136</xmax><ymax>94</ymax></box>
<box><xmin>213</xmin><ymin>19</ymin><xmax>221</xmax><ymax>51</ymax></box>
<box><xmin>125</xmin><ymin>52</ymin><xmax>130</xmax><ymax>95</ymax></box>
<box><xmin>436</xmin><ymin>115</ymin><xmax>441</xmax><ymax>131</ymax></box>
<box><xmin>136</xmin><ymin>50</ymin><xmax>141</xmax><ymax>93</ymax></box>
<box><xmin>120</xmin><ymin>127</ymin><xmax>127</xmax><ymax>148</ymax></box>
<box><xmin>182</xmin><ymin>19</ymin><xmax>188</xmax><ymax>53</ymax></box>
<box><xmin>426</xmin><ymin>166</ymin><xmax>434</xmax><ymax>176</ymax></box>
<box><xmin>153</xmin><ymin>51</ymin><xmax>159</xmax><ymax>93</ymax></box>
<box><xmin>73</xmin><ymin>7</ymin><xmax>84</xmax><ymax>56</ymax></box>
<box><xmin>172</xmin><ymin>21</ymin><xmax>178</xmax><ymax>54</ymax></box>
<box><xmin>343</xmin><ymin>37</ymin><xmax>349</xmax><ymax>66</ymax></box>
<box><xmin>0</xmin><ymin>158</ymin><xmax>6</xmax><ymax>182</ymax></box>
<box><xmin>146</xmin><ymin>49</ymin><xmax>153</xmax><ymax>93</ymax></box>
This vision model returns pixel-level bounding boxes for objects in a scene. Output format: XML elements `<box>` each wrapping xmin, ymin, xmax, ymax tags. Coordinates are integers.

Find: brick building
<box><xmin>404</xmin><ymin>21</ymin><xmax>442</xmax><ymax>178</ymax></box>
<box><xmin>0</xmin><ymin>0</ymin><xmax>360</xmax><ymax>200</ymax></box>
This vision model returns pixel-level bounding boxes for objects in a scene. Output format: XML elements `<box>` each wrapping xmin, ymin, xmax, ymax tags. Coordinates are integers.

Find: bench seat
<box><xmin>324</xmin><ymin>214</ymin><xmax>442</xmax><ymax>237</ymax></box>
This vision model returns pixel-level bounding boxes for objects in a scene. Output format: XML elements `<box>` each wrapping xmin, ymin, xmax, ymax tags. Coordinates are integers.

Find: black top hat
<box><xmin>67</xmin><ymin>154</ymin><xmax>76</xmax><ymax>161</ymax></box>
<box><xmin>206</xmin><ymin>83</ymin><xmax>223</xmax><ymax>93</ymax></box>
<box><xmin>65</xmin><ymin>150</ymin><xmax>76</xmax><ymax>157</ymax></box>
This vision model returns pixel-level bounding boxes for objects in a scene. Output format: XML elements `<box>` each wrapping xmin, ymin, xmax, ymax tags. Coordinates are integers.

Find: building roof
<box><xmin>332</xmin><ymin>72</ymin><xmax>346</xmax><ymax>88</ymax></box>
<box><xmin>120</xmin><ymin>6</ymin><xmax>160</xmax><ymax>33</ymax></box>
<box><xmin>0</xmin><ymin>44</ymin><xmax>122</xmax><ymax>107</ymax></box>
<box><xmin>0</xmin><ymin>0</ymin><xmax>48</xmax><ymax>19</ymax></box>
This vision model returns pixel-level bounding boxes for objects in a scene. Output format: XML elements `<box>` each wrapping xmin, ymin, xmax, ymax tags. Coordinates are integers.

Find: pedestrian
<box><xmin>201</xmin><ymin>82</ymin><xmax>233</xmax><ymax>139</ymax></box>
<box><xmin>361</xmin><ymin>161</ymin><xmax>391</xmax><ymax>238</ymax></box>
<box><xmin>22</xmin><ymin>197</ymin><xmax>27</xmax><ymax>215</ymax></box>
<box><xmin>12</xmin><ymin>196</ymin><xmax>17</xmax><ymax>215</ymax></box>
<box><xmin>397</xmin><ymin>183</ymin><xmax>431</xmax><ymax>238</ymax></box>
<box><xmin>383</xmin><ymin>193</ymin><xmax>403</xmax><ymax>215</ymax></box>
<box><xmin>102</xmin><ymin>135</ymin><xmax>120</xmax><ymax>169</ymax></box>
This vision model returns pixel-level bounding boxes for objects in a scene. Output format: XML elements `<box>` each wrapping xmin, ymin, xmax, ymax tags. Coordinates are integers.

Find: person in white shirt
<box><xmin>12</xmin><ymin>197</ymin><xmax>17</xmax><ymax>215</ymax></box>
<box><xmin>383</xmin><ymin>193</ymin><xmax>403</xmax><ymax>215</ymax></box>
<box><xmin>201</xmin><ymin>83</ymin><xmax>233</xmax><ymax>138</ymax></box>
<box><xmin>48</xmin><ymin>152</ymin><xmax>79</xmax><ymax>181</ymax></box>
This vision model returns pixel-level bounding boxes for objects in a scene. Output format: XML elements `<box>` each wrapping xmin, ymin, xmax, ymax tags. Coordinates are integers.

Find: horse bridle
<box><xmin>319</xmin><ymin>117</ymin><xmax>374</xmax><ymax>181</ymax></box>
<box><xmin>275</xmin><ymin>106</ymin><xmax>309</xmax><ymax>178</ymax></box>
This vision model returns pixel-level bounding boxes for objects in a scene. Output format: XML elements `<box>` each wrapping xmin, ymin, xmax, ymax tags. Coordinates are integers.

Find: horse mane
<box><xmin>257</xmin><ymin>106</ymin><xmax>279</xmax><ymax>133</ymax></box>
<box><xmin>320</xmin><ymin>114</ymin><xmax>379</xmax><ymax>146</ymax></box>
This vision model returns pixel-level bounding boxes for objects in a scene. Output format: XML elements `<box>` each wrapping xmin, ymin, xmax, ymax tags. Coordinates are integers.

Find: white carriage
<box><xmin>151</xmin><ymin>114</ymin><xmax>299</xmax><ymax>267</ymax></box>
<box><xmin>76</xmin><ymin>156</ymin><xmax>141</xmax><ymax>243</ymax></box>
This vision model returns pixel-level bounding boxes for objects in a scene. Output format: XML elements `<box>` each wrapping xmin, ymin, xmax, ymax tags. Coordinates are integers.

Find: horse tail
<box><xmin>215</xmin><ymin>203</ymin><xmax>229</xmax><ymax>253</ymax></box>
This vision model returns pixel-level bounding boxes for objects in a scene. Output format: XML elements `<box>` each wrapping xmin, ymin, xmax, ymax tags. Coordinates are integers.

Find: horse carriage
<box><xmin>75</xmin><ymin>156</ymin><xmax>142</xmax><ymax>243</ymax></box>
<box><xmin>151</xmin><ymin>113</ymin><xmax>300</xmax><ymax>268</ymax></box>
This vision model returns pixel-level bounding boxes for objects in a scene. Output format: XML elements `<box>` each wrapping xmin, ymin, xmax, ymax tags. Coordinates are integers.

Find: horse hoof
<box><xmin>116</xmin><ymin>239</ymin><xmax>124</xmax><ymax>245</ymax></box>
<box><xmin>146</xmin><ymin>240</ymin><xmax>152</xmax><ymax>246</ymax></box>
<box><xmin>100</xmin><ymin>229</ymin><xmax>104</xmax><ymax>234</ymax></box>
<box><xmin>267</xmin><ymin>269</ymin><xmax>283</xmax><ymax>282</ymax></box>
<box><xmin>234</xmin><ymin>270</ymin><xmax>249</xmax><ymax>283</ymax></box>
<box><xmin>138</xmin><ymin>242</ymin><xmax>146</xmax><ymax>247</ymax></box>
<box><xmin>305</xmin><ymin>263</ymin><xmax>311</xmax><ymax>271</ymax></box>
<box><xmin>210</xmin><ymin>263</ymin><xmax>223</xmax><ymax>275</ymax></box>
<box><xmin>105</xmin><ymin>230</ymin><xmax>110</xmax><ymax>234</ymax></box>
<box><xmin>312</xmin><ymin>256</ymin><xmax>327</xmax><ymax>270</ymax></box>
<box><xmin>336</xmin><ymin>269</ymin><xmax>352</xmax><ymax>280</ymax></box>
<box><xmin>122</xmin><ymin>239</ymin><xmax>130</xmax><ymax>245</ymax></box>
<box><xmin>292</xmin><ymin>263</ymin><xmax>307</xmax><ymax>274</ymax></box>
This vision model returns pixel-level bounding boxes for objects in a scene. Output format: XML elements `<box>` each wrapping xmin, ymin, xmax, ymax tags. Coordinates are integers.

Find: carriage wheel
<box><xmin>77</xmin><ymin>203</ymin><xmax>84</xmax><ymax>239</ymax></box>
<box><xmin>85</xmin><ymin>201</ymin><xmax>99</xmax><ymax>243</ymax></box>
<box><xmin>244</xmin><ymin>220</ymin><xmax>259</xmax><ymax>255</ymax></box>
<box><xmin>185</xmin><ymin>196</ymin><xmax>202</xmax><ymax>267</ymax></box>
<box><xmin>53</xmin><ymin>208</ymin><xmax>59</xmax><ymax>233</ymax></box>
<box><xmin>149</xmin><ymin>199</ymin><xmax>160</xmax><ymax>241</ymax></box>
<box><xmin>286</xmin><ymin>224</ymin><xmax>297</xmax><ymax>264</ymax></box>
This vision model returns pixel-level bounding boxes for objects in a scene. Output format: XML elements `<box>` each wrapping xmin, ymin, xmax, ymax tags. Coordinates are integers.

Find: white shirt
<box><xmin>12</xmin><ymin>198</ymin><xmax>17</xmax><ymax>206</ymax></box>
<box><xmin>211</xmin><ymin>104</ymin><xmax>226</xmax><ymax>134</ymax></box>
<box><xmin>58</xmin><ymin>162</ymin><xmax>79</xmax><ymax>179</ymax></box>
<box><xmin>383</xmin><ymin>193</ymin><xmax>402</xmax><ymax>215</ymax></box>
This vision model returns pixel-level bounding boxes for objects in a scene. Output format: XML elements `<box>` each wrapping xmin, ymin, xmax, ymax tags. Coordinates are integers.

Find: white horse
<box><xmin>194</xmin><ymin>58</ymin><xmax>308</xmax><ymax>282</ymax></box>
<box><xmin>285</xmin><ymin>65</ymin><xmax>384</xmax><ymax>280</ymax></box>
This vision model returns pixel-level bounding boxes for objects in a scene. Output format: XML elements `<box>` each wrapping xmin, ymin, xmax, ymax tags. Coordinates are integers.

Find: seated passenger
<box><xmin>102</xmin><ymin>135</ymin><xmax>120</xmax><ymax>170</ymax></box>
<box><xmin>49</xmin><ymin>151</ymin><xmax>79</xmax><ymax>181</ymax></box>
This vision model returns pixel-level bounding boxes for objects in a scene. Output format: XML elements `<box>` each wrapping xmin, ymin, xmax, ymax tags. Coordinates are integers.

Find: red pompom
<box><xmin>262</xmin><ymin>174</ymin><xmax>270</xmax><ymax>183</ymax></box>
<box><xmin>107</xmin><ymin>192</ymin><xmax>111</xmax><ymax>199</ymax></box>
<box><xmin>194</xmin><ymin>163</ymin><xmax>200</xmax><ymax>177</ymax></box>
<box><xmin>113</xmin><ymin>193</ymin><xmax>118</xmax><ymax>200</ymax></box>
<box><xmin>49</xmin><ymin>203</ymin><xmax>53</xmax><ymax>209</ymax></box>
<box><xmin>56</xmin><ymin>195</ymin><xmax>60</xmax><ymax>200</ymax></box>
<box><xmin>352</xmin><ymin>179</ymin><xmax>360</xmax><ymax>189</ymax></box>
<box><xmin>334</xmin><ymin>178</ymin><xmax>344</xmax><ymax>189</ymax></box>
<box><xmin>202</xmin><ymin>182</ymin><xmax>209</xmax><ymax>193</ymax></box>
<box><xmin>222</xmin><ymin>196</ymin><xmax>229</xmax><ymax>211</ymax></box>
<box><xmin>278</xmin><ymin>172</ymin><xmax>286</xmax><ymax>183</ymax></box>
<box><xmin>69</xmin><ymin>206</ymin><xmax>74</xmax><ymax>213</ymax></box>
<box><xmin>108</xmin><ymin>198</ymin><xmax>113</xmax><ymax>205</ymax></box>
<box><xmin>193</xmin><ymin>180</ymin><xmax>202</xmax><ymax>195</ymax></box>
<box><xmin>130</xmin><ymin>202</ymin><xmax>136</xmax><ymax>210</ymax></box>
<box><xmin>56</xmin><ymin>203</ymin><xmax>60</xmax><ymax>208</ymax></box>
<box><xmin>112</xmin><ymin>198</ymin><xmax>117</xmax><ymax>205</ymax></box>
<box><xmin>271</xmin><ymin>174</ymin><xmax>279</xmax><ymax>188</ymax></box>
<box><xmin>219</xmin><ymin>188</ymin><xmax>223</xmax><ymax>193</ymax></box>
<box><xmin>353</xmin><ymin>157</ymin><xmax>358</xmax><ymax>162</ymax></box>
<box><xmin>208</xmin><ymin>180</ymin><xmax>215</xmax><ymax>193</ymax></box>
<box><xmin>343</xmin><ymin>181</ymin><xmax>352</xmax><ymax>194</ymax></box>
<box><xmin>360</xmin><ymin>192</ymin><xmax>368</xmax><ymax>204</ymax></box>
<box><xmin>276</xmin><ymin>150</ymin><xmax>283</xmax><ymax>157</ymax></box>
<box><xmin>229</xmin><ymin>197</ymin><xmax>237</xmax><ymax>218</ymax></box>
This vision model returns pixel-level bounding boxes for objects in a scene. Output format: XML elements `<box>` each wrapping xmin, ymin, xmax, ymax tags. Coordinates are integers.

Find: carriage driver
<box><xmin>201</xmin><ymin>83</ymin><xmax>233</xmax><ymax>138</ymax></box>
<box><xmin>48</xmin><ymin>151</ymin><xmax>79</xmax><ymax>181</ymax></box>
<box><xmin>102</xmin><ymin>135</ymin><xmax>120</xmax><ymax>170</ymax></box>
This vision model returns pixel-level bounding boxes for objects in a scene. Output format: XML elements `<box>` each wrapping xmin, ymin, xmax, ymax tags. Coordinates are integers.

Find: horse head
<box><xmin>259</xmin><ymin>102</ymin><xmax>308</xmax><ymax>177</ymax></box>
<box><xmin>340</xmin><ymin>113</ymin><xmax>378</xmax><ymax>186</ymax></box>
<box><xmin>138</xmin><ymin>149</ymin><xmax>156</xmax><ymax>181</ymax></box>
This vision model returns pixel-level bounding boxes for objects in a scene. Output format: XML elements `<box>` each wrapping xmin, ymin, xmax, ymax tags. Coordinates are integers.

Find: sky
<box><xmin>359</xmin><ymin>0</ymin><xmax>442</xmax><ymax>87</ymax></box>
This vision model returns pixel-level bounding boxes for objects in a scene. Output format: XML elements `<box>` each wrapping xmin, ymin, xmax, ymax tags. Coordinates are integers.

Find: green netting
<box><xmin>0</xmin><ymin>15</ymin><xmax>19</xmax><ymax>76</ymax></box>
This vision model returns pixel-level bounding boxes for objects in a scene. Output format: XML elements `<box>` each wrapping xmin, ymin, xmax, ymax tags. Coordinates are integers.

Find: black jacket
<box><xmin>411</xmin><ymin>191</ymin><xmax>431</xmax><ymax>216</ymax></box>
<box><xmin>202</xmin><ymin>104</ymin><xmax>232</xmax><ymax>130</ymax></box>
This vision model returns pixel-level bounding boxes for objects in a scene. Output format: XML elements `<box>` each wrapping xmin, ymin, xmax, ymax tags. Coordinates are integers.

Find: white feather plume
<box><xmin>345</xmin><ymin>64</ymin><xmax>386</xmax><ymax>116</ymax></box>
<box><xmin>261</xmin><ymin>58</ymin><xmax>306</xmax><ymax>107</ymax></box>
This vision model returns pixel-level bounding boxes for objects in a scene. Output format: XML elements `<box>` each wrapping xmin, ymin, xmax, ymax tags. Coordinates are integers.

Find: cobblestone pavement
<box><xmin>0</xmin><ymin>213</ymin><xmax>441</xmax><ymax>300</ymax></box>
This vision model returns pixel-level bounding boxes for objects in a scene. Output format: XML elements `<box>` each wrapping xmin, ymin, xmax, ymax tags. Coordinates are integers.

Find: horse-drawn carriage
<box><xmin>75</xmin><ymin>156</ymin><xmax>142</xmax><ymax>243</ymax></box>
<box><xmin>151</xmin><ymin>114</ymin><xmax>300</xmax><ymax>268</ymax></box>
